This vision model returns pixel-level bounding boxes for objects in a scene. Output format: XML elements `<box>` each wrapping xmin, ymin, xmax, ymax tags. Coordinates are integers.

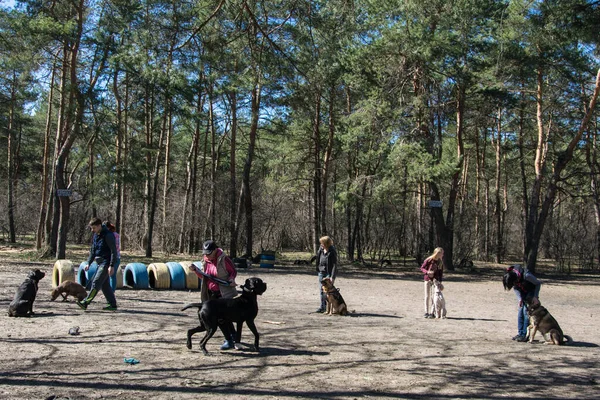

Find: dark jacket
<box><xmin>86</xmin><ymin>225</ymin><xmax>117</xmax><ymax>268</ymax></box>
<box><xmin>510</xmin><ymin>265</ymin><xmax>541</xmax><ymax>301</ymax></box>
<box><xmin>315</xmin><ymin>245</ymin><xmax>337</xmax><ymax>280</ymax></box>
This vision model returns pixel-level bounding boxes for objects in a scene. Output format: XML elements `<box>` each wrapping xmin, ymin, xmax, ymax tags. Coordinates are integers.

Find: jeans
<box><xmin>318</xmin><ymin>272</ymin><xmax>327</xmax><ymax>310</ymax></box>
<box><xmin>85</xmin><ymin>262</ymin><xmax>117</xmax><ymax>308</ymax></box>
<box><xmin>517</xmin><ymin>303</ymin><xmax>530</xmax><ymax>337</ymax></box>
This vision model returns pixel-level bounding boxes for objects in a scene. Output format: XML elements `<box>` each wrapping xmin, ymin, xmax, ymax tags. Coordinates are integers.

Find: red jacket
<box><xmin>420</xmin><ymin>258</ymin><xmax>443</xmax><ymax>282</ymax></box>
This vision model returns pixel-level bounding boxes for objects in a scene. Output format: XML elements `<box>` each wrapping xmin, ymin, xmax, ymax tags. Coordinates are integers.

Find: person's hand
<box><xmin>531</xmin><ymin>297</ymin><xmax>539</xmax><ymax>306</ymax></box>
<box><xmin>518</xmin><ymin>300</ymin><xmax>523</xmax><ymax>308</ymax></box>
<box><xmin>84</xmin><ymin>263</ymin><xmax>90</xmax><ymax>271</ymax></box>
<box><xmin>228</xmin><ymin>280</ymin><xmax>237</xmax><ymax>287</ymax></box>
<box><xmin>189</xmin><ymin>264</ymin><xmax>198</xmax><ymax>272</ymax></box>
<box><xmin>427</xmin><ymin>270</ymin><xmax>435</xmax><ymax>278</ymax></box>
<box><xmin>108</xmin><ymin>266</ymin><xmax>114</xmax><ymax>276</ymax></box>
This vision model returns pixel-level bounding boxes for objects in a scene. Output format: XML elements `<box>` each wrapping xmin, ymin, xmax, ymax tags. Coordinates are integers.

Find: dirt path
<box><xmin>0</xmin><ymin>258</ymin><xmax>599</xmax><ymax>399</ymax></box>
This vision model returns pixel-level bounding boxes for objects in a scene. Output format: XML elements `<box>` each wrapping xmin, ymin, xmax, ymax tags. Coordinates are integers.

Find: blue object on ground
<box><xmin>124</xmin><ymin>357</ymin><xmax>140</xmax><ymax>365</ymax></box>
<box><xmin>166</xmin><ymin>262</ymin><xmax>186</xmax><ymax>290</ymax></box>
<box><xmin>77</xmin><ymin>261</ymin><xmax>98</xmax><ymax>288</ymax></box>
<box><xmin>123</xmin><ymin>263</ymin><xmax>149</xmax><ymax>289</ymax></box>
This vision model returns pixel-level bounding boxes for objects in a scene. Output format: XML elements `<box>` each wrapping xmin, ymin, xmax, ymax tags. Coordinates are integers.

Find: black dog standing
<box><xmin>8</xmin><ymin>269</ymin><xmax>46</xmax><ymax>317</ymax></box>
<box><xmin>181</xmin><ymin>277</ymin><xmax>267</xmax><ymax>355</ymax></box>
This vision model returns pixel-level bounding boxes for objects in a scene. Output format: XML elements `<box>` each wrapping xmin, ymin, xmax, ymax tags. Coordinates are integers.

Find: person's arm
<box><xmin>224</xmin><ymin>256</ymin><xmax>237</xmax><ymax>284</ymax></box>
<box><xmin>420</xmin><ymin>258</ymin><xmax>431</xmax><ymax>274</ymax></box>
<box><xmin>86</xmin><ymin>237</ymin><xmax>95</xmax><ymax>266</ymax></box>
<box><xmin>315</xmin><ymin>248</ymin><xmax>321</xmax><ymax>272</ymax></box>
<box><xmin>104</xmin><ymin>231</ymin><xmax>118</xmax><ymax>268</ymax></box>
<box><xmin>328</xmin><ymin>248</ymin><xmax>337</xmax><ymax>281</ymax></box>
<box><xmin>524</xmin><ymin>272</ymin><xmax>542</xmax><ymax>298</ymax></box>
<box><xmin>513</xmin><ymin>287</ymin><xmax>523</xmax><ymax>305</ymax></box>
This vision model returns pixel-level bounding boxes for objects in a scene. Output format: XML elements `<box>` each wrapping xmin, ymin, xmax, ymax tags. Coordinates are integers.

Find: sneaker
<box><xmin>103</xmin><ymin>305</ymin><xmax>117</xmax><ymax>311</ymax></box>
<box><xmin>512</xmin><ymin>335</ymin><xmax>521</xmax><ymax>340</ymax></box>
<box><xmin>220</xmin><ymin>340</ymin><xmax>234</xmax><ymax>350</ymax></box>
<box><xmin>424</xmin><ymin>313</ymin><xmax>430</xmax><ymax>318</ymax></box>
<box><xmin>76</xmin><ymin>300</ymin><xmax>88</xmax><ymax>310</ymax></box>
<box><xmin>315</xmin><ymin>308</ymin><xmax>325</xmax><ymax>313</ymax></box>
<box><xmin>427</xmin><ymin>314</ymin><xmax>436</xmax><ymax>319</ymax></box>
<box><xmin>515</xmin><ymin>335</ymin><xmax>528</xmax><ymax>342</ymax></box>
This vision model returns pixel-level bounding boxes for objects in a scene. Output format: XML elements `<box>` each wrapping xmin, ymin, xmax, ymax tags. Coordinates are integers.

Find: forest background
<box><xmin>1</xmin><ymin>0</ymin><xmax>599</xmax><ymax>273</ymax></box>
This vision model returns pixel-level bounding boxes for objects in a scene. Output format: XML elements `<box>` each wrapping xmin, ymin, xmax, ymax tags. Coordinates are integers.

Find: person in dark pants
<box><xmin>315</xmin><ymin>236</ymin><xmax>337</xmax><ymax>313</ymax></box>
<box><xmin>503</xmin><ymin>264</ymin><xmax>542</xmax><ymax>342</ymax></box>
<box><xmin>189</xmin><ymin>240</ymin><xmax>238</xmax><ymax>350</ymax></box>
<box><xmin>77</xmin><ymin>217</ymin><xmax>118</xmax><ymax>311</ymax></box>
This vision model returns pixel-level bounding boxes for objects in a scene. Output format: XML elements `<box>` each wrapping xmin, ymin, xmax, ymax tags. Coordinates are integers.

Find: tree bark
<box><xmin>36</xmin><ymin>63</ymin><xmax>56</xmax><ymax>250</ymax></box>
<box><xmin>524</xmin><ymin>68</ymin><xmax>600</xmax><ymax>272</ymax></box>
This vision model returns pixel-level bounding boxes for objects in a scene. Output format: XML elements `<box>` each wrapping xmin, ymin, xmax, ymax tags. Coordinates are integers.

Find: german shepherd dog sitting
<box><xmin>321</xmin><ymin>277</ymin><xmax>348</xmax><ymax>316</ymax></box>
<box><xmin>181</xmin><ymin>277</ymin><xmax>267</xmax><ymax>355</ymax></box>
<box><xmin>8</xmin><ymin>269</ymin><xmax>46</xmax><ymax>317</ymax></box>
<box><xmin>525</xmin><ymin>298</ymin><xmax>572</xmax><ymax>345</ymax></box>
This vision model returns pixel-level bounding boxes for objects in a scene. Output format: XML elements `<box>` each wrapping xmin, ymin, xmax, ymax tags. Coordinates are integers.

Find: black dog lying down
<box><xmin>181</xmin><ymin>277</ymin><xmax>267</xmax><ymax>355</ymax></box>
<box><xmin>8</xmin><ymin>269</ymin><xmax>46</xmax><ymax>317</ymax></box>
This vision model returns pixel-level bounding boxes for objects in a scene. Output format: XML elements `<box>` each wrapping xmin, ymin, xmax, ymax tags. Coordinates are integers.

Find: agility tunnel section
<box><xmin>123</xmin><ymin>263</ymin><xmax>150</xmax><ymax>289</ymax></box>
<box><xmin>178</xmin><ymin>261</ymin><xmax>201</xmax><ymax>290</ymax></box>
<box><xmin>147</xmin><ymin>263</ymin><xmax>171</xmax><ymax>289</ymax></box>
<box><xmin>76</xmin><ymin>261</ymin><xmax>98</xmax><ymax>288</ymax></box>
<box><xmin>165</xmin><ymin>262</ymin><xmax>186</xmax><ymax>290</ymax></box>
<box><xmin>52</xmin><ymin>260</ymin><xmax>74</xmax><ymax>288</ymax></box>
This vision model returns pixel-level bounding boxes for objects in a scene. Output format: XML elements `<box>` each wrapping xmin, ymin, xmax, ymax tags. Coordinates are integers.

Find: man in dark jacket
<box><xmin>503</xmin><ymin>264</ymin><xmax>541</xmax><ymax>342</ymax></box>
<box><xmin>77</xmin><ymin>217</ymin><xmax>118</xmax><ymax>311</ymax></box>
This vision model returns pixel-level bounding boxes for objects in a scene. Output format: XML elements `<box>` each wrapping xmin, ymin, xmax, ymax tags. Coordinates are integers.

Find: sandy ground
<box><xmin>0</xmin><ymin>255</ymin><xmax>599</xmax><ymax>400</ymax></box>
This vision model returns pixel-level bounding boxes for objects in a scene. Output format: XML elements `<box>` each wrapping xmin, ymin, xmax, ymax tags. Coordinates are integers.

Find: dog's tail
<box><xmin>181</xmin><ymin>302</ymin><xmax>203</xmax><ymax>311</ymax></box>
<box><xmin>563</xmin><ymin>335</ymin><xmax>574</xmax><ymax>345</ymax></box>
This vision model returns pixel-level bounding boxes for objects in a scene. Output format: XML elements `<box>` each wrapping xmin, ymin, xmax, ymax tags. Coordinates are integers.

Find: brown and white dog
<box><xmin>51</xmin><ymin>280</ymin><xmax>87</xmax><ymax>302</ymax></box>
<box><xmin>321</xmin><ymin>277</ymin><xmax>348</xmax><ymax>316</ymax></box>
<box><xmin>525</xmin><ymin>299</ymin><xmax>572</xmax><ymax>345</ymax></box>
<box><xmin>432</xmin><ymin>279</ymin><xmax>447</xmax><ymax>319</ymax></box>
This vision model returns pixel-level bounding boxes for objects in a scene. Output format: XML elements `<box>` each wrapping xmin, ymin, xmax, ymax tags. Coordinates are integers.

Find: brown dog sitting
<box><xmin>51</xmin><ymin>280</ymin><xmax>87</xmax><ymax>302</ymax></box>
<box><xmin>321</xmin><ymin>277</ymin><xmax>348</xmax><ymax>316</ymax></box>
<box><xmin>525</xmin><ymin>299</ymin><xmax>572</xmax><ymax>345</ymax></box>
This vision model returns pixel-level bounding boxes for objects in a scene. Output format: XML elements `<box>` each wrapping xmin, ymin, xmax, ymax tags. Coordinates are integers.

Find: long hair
<box><xmin>319</xmin><ymin>236</ymin><xmax>334</xmax><ymax>248</ymax></box>
<box><xmin>503</xmin><ymin>266</ymin><xmax>520</xmax><ymax>290</ymax></box>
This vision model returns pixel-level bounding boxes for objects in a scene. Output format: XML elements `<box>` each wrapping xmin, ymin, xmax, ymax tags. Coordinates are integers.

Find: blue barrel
<box><xmin>166</xmin><ymin>262</ymin><xmax>186</xmax><ymax>290</ymax></box>
<box><xmin>123</xmin><ymin>263</ymin><xmax>149</xmax><ymax>289</ymax></box>
<box><xmin>77</xmin><ymin>261</ymin><xmax>99</xmax><ymax>288</ymax></box>
<box><xmin>259</xmin><ymin>252</ymin><xmax>276</xmax><ymax>268</ymax></box>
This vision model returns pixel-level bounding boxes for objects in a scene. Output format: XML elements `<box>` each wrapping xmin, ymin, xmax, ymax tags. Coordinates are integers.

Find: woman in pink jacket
<box><xmin>420</xmin><ymin>247</ymin><xmax>444</xmax><ymax>319</ymax></box>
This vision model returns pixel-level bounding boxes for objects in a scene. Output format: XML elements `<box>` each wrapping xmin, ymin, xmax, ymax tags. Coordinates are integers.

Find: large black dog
<box><xmin>8</xmin><ymin>269</ymin><xmax>46</xmax><ymax>317</ymax></box>
<box><xmin>181</xmin><ymin>277</ymin><xmax>267</xmax><ymax>355</ymax></box>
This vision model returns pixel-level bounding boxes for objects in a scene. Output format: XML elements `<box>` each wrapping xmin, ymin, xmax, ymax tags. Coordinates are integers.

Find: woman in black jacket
<box><xmin>315</xmin><ymin>236</ymin><xmax>337</xmax><ymax>313</ymax></box>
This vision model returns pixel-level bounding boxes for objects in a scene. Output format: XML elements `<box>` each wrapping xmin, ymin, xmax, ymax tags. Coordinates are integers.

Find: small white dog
<box><xmin>432</xmin><ymin>279</ymin><xmax>447</xmax><ymax>319</ymax></box>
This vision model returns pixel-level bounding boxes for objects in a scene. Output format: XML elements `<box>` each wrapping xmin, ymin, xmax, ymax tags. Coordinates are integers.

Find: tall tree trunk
<box><xmin>143</xmin><ymin>83</ymin><xmax>154</xmax><ymax>252</ymax></box>
<box><xmin>45</xmin><ymin>46</ymin><xmax>69</xmax><ymax>257</ymax></box>
<box><xmin>242</xmin><ymin>80</ymin><xmax>262</xmax><ymax>256</ymax></box>
<box><xmin>146</xmin><ymin>115</ymin><xmax>166</xmax><ymax>258</ymax></box>
<box><xmin>525</xmin><ymin>68</ymin><xmax>600</xmax><ymax>272</ymax></box>
<box><xmin>179</xmin><ymin>92</ymin><xmax>203</xmax><ymax>253</ymax></box>
<box><xmin>321</xmin><ymin>85</ymin><xmax>336</xmax><ymax>235</ymax></box>
<box><xmin>36</xmin><ymin>63</ymin><xmax>56</xmax><ymax>250</ymax></box>
<box><xmin>7</xmin><ymin>72</ymin><xmax>17</xmax><ymax>243</ymax></box>
<box><xmin>228</xmin><ymin>90</ymin><xmax>239</xmax><ymax>257</ymax></box>
<box><xmin>494</xmin><ymin>107</ymin><xmax>503</xmax><ymax>263</ymax></box>
<box><xmin>162</xmin><ymin>102</ymin><xmax>173</xmax><ymax>251</ymax></box>
<box><xmin>312</xmin><ymin>89</ymin><xmax>322</xmax><ymax>248</ymax></box>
